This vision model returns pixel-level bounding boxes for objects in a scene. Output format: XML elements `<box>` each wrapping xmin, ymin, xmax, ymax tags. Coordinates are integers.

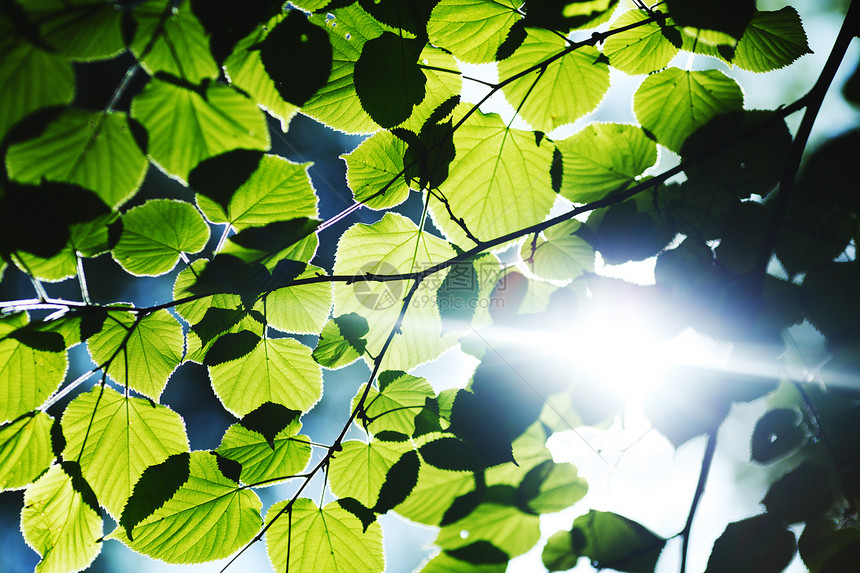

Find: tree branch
<box><xmin>679</xmin><ymin>430</ymin><xmax>718</xmax><ymax>573</ymax></box>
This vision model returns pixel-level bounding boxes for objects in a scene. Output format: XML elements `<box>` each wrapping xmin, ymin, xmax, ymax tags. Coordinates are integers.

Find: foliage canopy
<box><xmin>1</xmin><ymin>0</ymin><xmax>860</xmax><ymax>571</ymax></box>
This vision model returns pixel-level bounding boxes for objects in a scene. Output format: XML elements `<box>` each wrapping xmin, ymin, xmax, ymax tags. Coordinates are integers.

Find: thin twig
<box><xmin>679</xmin><ymin>430</ymin><xmax>718</xmax><ymax>573</ymax></box>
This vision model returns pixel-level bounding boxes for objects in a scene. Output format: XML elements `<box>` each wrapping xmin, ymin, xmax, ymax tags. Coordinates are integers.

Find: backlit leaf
<box><xmin>216</xmin><ymin>413</ymin><xmax>311</xmax><ymax>486</ymax></box>
<box><xmin>208</xmin><ymin>336</ymin><xmax>322</xmax><ymax>416</ymax></box>
<box><xmin>196</xmin><ymin>154</ymin><xmax>318</xmax><ymax>229</ymax></box>
<box><xmin>6</xmin><ymin>107</ymin><xmax>147</xmax><ymax>209</ymax></box>
<box><xmin>131</xmin><ymin>0</ymin><xmax>219</xmax><ymax>83</ymax></box>
<box><xmin>437</xmin><ymin>503</ymin><xmax>541</xmax><ymax>558</ymax></box>
<box><xmin>113</xmin><ymin>199</ymin><xmax>210</xmax><ymax>276</ymax></box>
<box><xmin>313</xmin><ymin>313</ymin><xmax>369</xmax><ymax>370</ymax></box>
<box><xmin>355</xmin><ymin>370</ymin><xmax>435</xmax><ymax>435</ymax></box>
<box><xmin>427</xmin><ymin>0</ymin><xmax>521</xmax><ymax>64</ymax></box>
<box><xmin>87</xmin><ymin>309</ymin><xmax>184</xmax><ymax>401</ymax></box>
<box><xmin>131</xmin><ymin>78</ymin><xmax>269</xmax><ymax>182</ymax></box>
<box><xmin>522</xmin><ymin>220</ymin><xmax>595</xmax><ymax>281</ymax></box>
<box><xmin>34</xmin><ymin>0</ymin><xmax>125</xmax><ymax>61</ymax></box>
<box><xmin>266</xmin><ymin>498</ymin><xmax>384</xmax><ymax>572</ymax></box>
<box><xmin>705</xmin><ymin>514</ymin><xmax>795</xmax><ymax>573</ymax></box>
<box><xmin>333</xmin><ymin>212</ymin><xmax>456</xmax><ymax>370</ymax></box>
<box><xmin>634</xmin><ymin>68</ymin><xmax>744</xmax><ymax>153</ymax></box>
<box><xmin>0</xmin><ymin>312</ymin><xmax>67</xmax><ymax>424</ymax></box>
<box><xmin>110</xmin><ymin>451</ymin><xmax>262</xmax><ymax>563</ymax></box>
<box><xmin>499</xmin><ymin>29</ymin><xmax>609</xmax><ymax>132</ymax></box>
<box><xmin>395</xmin><ymin>457</ymin><xmax>475</xmax><ymax>526</ymax></box>
<box><xmin>223</xmin><ymin>17</ymin><xmax>298</xmax><ymax>130</ymax></box>
<box><xmin>61</xmin><ymin>385</ymin><xmax>189</xmax><ymax>518</ymax></box>
<box><xmin>429</xmin><ymin>110</ymin><xmax>556</xmax><ymax>247</ymax></box>
<box><xmin>302</xmin><ymin>5</ymin><xmax>390</xmax><ymax>133</ymax></box>
<box><xmin>21</xmin><ymin>465</ymin><xmax>102</xmax><ymax>573</ymax></box>
<box><xmin>0</xmin><ymin>411</ymin><xmax>54</xmax><ymax>491</ymax></box>
<box><xmin>0</xmin><ymin>42</ymin><xmax>73</xmax><ymax>143</ymax></box>
<box><xmin>733</xmin><ymin>8</ymin><xmax>811</xmax><ymax>73</ymax></box>
<box><xmin>329</xmin><ymin>439</ymin><xmax>409</xmax><ymax>507</ymax></box>
<box><xmin>343</xmin><ymin>130</ymin><xmax>410</xmax><ymax>210</ymax></box>
<box><xmin>603</xmin><ymin>10</ymin><xmax>680</xmax><ymax>75</ymax></box>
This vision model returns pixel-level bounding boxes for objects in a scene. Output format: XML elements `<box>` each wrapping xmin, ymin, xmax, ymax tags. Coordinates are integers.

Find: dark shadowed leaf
<box><xmin>188</xmin><ymin>150</ymin><xmax>265</xmax><ymax>215</ymax></box>
<box><xmin>705</xmin><ymin>514</ymin><xmax>796</xmax><ymax>573</ymax></box>
<box><xmin>338</xmin><ymin>497</ymin><xmax>377</xmax><ymax>532</ymax></box>
<box><xmin>447</xmin><ymin>541</ymin><xmax>509</xmax><ymax>565</ymax></box>
<box><xmin>666</xmin><ymin>0</ymin><xmax>755</xmax><ymax>41</ymax></box>
<box><xmin>191</xmin><ymin>307</ymin><xmax>246</xmax><ymax>347</ymax></box>
<box><xmin>374</xmin><ymin>450</ymin><xmax>419</xmax><ymax>513</ymax></box>
<box><xmin>354</xmin><ymin>32</ymin><xmax>426</xmax><ymax>127</ymax></box>
<box><xmin>762</xmin><ymin>462</ymin><xmax>834</xmax><ymax>524</ymax></box>
<box><xmin>751</xmin><ymin>408</ymin><xmax>807</xmax><ymax>464</ymax></box>
<box><xmin>239</xmin><ymin>402</ymin><xmax>302</xmax><ymax>449</ymax></box>
<box><xmin>259</xmin><ymin>10</ymin><xmax>332</xmax><ymax>106</ymax></box>
<box><xmin>120</xmin><ymin>452</ymin><xmax>191</xmax><ymax>540</ymax></box>
<box><xmin>203</xmin><ymin>331</ymin><xmax>261</xmax><ymax>367</ymax></box>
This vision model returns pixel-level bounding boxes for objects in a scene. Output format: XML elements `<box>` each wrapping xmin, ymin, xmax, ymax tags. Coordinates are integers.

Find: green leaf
<box><xmin>401</xmin><ymin>45</ymin><xmax>461</xmax><ymax>132</ymax></box>
<box><xmin>544</xmin><ymin>510</ymin><xmax>665</xmax><ymax>573</ymax></box>
<box><xmin>705</xmin><ymin>514</ymin><xmax>796</xmax><ymax>573</ymax></box>
<box><xmin>302</xmin><ymin>5</ymin><xmax>390</xmax><ymax>133</ymax></box>
<box><xmin>131</xmin><ymin>78</ymin><xmax>270</xmax><ymax>182</ymax></box>
<box><xmin>602</xmin><ymin>10</ymin><xmax>680</xmax><ymax>75</ymax></box>
<box><xmin>333</xmin><ymin>212</ymin><xmax>457</xmax><ymax>370</ymax></box>
<box><xmin>329</xmin><ymin>439</ymin><xmax>410</xmax><ymax>507</ymax></box>
<box><xmin>110</xmin><ymin>451</ymin><xmax>262</xmax><ymax>563</ymax></box>
<box><xmin>87</xmin><ymin>309</ymin><xmax>184</xmax><ymax>401</ymax></box>
<box><xmin>634</xmin><ymin>68</ymin><xmax>744</xmax><ymax>153</ymax></box>
<box><xmin>216</xmin><ymin>411</ymin><xmax>311</xmax><ymax>486</ymax></box>
<box><xmin>173</xmin><ymin>259</ymin><xmax>242</xmax><ymax>325</ymax></box>
<box><xmin>196</xmin><ymin>154</ymin><xmax>318</xmax><ymax>228</ymax></box>
<box><xmin>12</xmin><ymin>212</ymin><xmax>119</xmax><ymax>282</ymax></box>
<box><xmin>262</xmin><ymin>264</ymin><xmax>332</xmax><ymax>335</ymax></box>
<box><xmin>32</xmin><ymin>0</ymin><xmax>125</xmax><ymax>61</ymax></box>
<box><xmin>733</xmin><ymin>7</ymin><xmax>812</xmax><ymax>73</ymax></box>
<box><xmin>131</xmin><ymin>0</ymin><xmax>219</xmax><ymax>83</ymax></box>
<box><xmin>259</xmin><ymin>10</ymin><xmax>332</xmax><ymax>107</ymax></box>
<box><xmin>61</xmin><ymin>385</ymin><xmax>189</xmax><ymax>518</ymax></box>
<box><xmin>21</xmin><ymin>465</ymin><xmax>102</xmax><ymax>573</ymax></box>
<box><xmin>395</xmin><ymin>455</ymin><xmax>475</xmax><ymax>525</ymax></box>
<box><xmin>0</xmin><ymin>411</ymin><xmax>54</xmax><ymax>491</ymax></box>
<box><xmin>0</xmin><ymin>42</ymin><xmax>74</xmax><ymax>144</ymax></box>
<box><xmin>499</xmin><ymin>28</ymin><xmax>609</xmax><ymax>132</ymax></box>
<box><xmin>519</xmin><ymin>460</ymin><xmax>588</xmax><ymax>514</ymax></box>
<box><xmin>750</xmin><ymin>408</ymin><xmax>806</xmax><ymax>464</ymax></box>
<box><xmin>0</xmin><ymin>312</ymin><xmax>67</xmax><ymax>424</ymax></box>
<box><xmin>208</xmin><ymin>336</ymin><xmax>322</xmax><ymax>416</ymax></box>
<box><xmin>427</xmin><ymin>0</ymin><xmax>521</xmax><ymax>64</ymax></box>
<box><xmin>113</xmin><ymin>199</ymin><xmax>210</xmax><ymax>276</ymax></box>
<box><xmin>522</xmin><ymin>220</ymin><xmax>594</xmax><ymax>281</ymax></box>
<box><xmin>266</xmin><ymin>498</ymin><xmax>384</xmax><ymax>572</ymax></box>
<box><xmin>343</xmin><ymin>130</ymin><xmax>410</xmax><ymax>210</ymax></box>
<box><xmin>118</xmin><ymin>453</ymin><xmax>191</xmax><ymax>539</ymax></box>
<box><xmin>429</xmin><ymin>110</ymin><xmax>556</xmax><ymax>246</ymax></box>
<box><xmin>354</xmin><ymin>32</ymin><xmax>426</xmax><ymax>128</ymax></box>
<box><xmin>436</xmin><ymin>503</ymin><xmax>541</xmax><ymax>558</ymax></box>
<box><xmin>223</xmin><ymin>18</ymin><xmax>298</xmax><ymax>130</ymax></box>
<box><xmin>557</xmin><ymin>122</ymin><xmax>657</xmax><ymax>203</ymax></box>
<box><xmin>313</xmin><ymin>313</ymin><xmax>369</xmax><ymax>369</ymax></box>
<box><xmin>356</xmin><ymin>371</ymin><xmax>435</xmax><ymax>435</ymax></box>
